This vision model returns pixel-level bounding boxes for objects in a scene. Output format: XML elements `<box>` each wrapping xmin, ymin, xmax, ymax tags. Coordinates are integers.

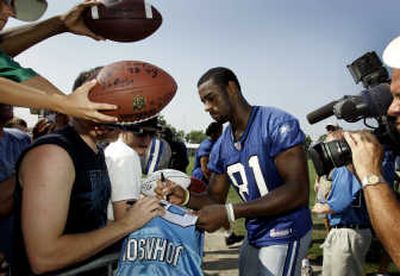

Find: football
<box><xmin>89</xmin><ymin>60</ymin><xmax>177</xmax><ymax>123</ymax></box>
<box><xmin>84</xmin><ymin>0</ymin><xmax>162</xmax><ymax>43</ymax></box>
<box><xmin>141</xmin><ymin>169</ymin><xmax>191</xmax><ymax>197</ymax></box>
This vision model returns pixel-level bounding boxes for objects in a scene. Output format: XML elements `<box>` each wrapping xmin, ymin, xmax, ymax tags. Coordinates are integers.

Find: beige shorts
<box><xmin>321</xmin><ymin>227</ymin><xmax>372</xmax><ymax>276</ymax></box>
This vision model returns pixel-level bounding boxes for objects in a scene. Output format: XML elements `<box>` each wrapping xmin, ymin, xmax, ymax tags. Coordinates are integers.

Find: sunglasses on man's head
<box><xmin>131</xmin><ymin>127</ymin><xmax>157</xmax><ymax>137</ymax></box>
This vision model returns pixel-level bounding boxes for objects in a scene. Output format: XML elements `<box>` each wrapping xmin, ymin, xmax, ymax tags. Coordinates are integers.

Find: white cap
<box><xmin>383</xmin><ymin>36</ymin><xmax>400</xmax><ymax>69</ymax></box>
<box><xmin>13</xmin><ymin>0</ymin><xmax>48</xmax><ymax>22</ymax></box>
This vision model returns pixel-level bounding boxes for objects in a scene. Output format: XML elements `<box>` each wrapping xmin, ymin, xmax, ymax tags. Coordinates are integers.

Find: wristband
<box><xmin>181</xmin><ymin>187</ymin><xmax>190</xmax><ymax>206</ymax></box>
<box><xmin>225</xmin><ymin>203</ymin><xmax>236</xmax><ymax>223</ymax></box>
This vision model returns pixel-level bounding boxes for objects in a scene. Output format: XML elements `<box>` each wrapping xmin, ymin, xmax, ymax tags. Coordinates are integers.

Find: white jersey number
<box><xmin>227</xmin><ymin>156</ymin><xmax>268</xmax><ymax>201</ymax></box>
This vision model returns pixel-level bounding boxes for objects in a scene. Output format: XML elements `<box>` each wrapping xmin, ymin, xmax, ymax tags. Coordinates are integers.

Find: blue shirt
<box><xmin>0</xmin><ymin>128</ymin><xmax>31</xmax><ymax>182</ymax></box>
<box><xmin>142</xmin><ymin>137</ymin><xmax>171</xmax><ymax>175</ymax></box>
<box><xmin>327</xmin><ymin>152</ymin><xmax>395</xmax><ymax>227</ymax></box>
<box><xmin>327</xmin><ymin>167</ymin><xmax>370</xmax><ymax>226</ymax></box>
<box><xmin>208</xmin><ymin>106</ymin><xmax>312</xmax><ymax>247</ymax></box>
<box><xmin>0</xmin><ymin>128</ymin><xmax>30</xmax><ymax>262</ymax></box>
<box><xmin>117</xmin><ymin>203</ymin><xmax>204</xmax><ymax>276</ymax></box>
<box><xmin>192</xmin><ymin>138</ymin><xmax>214</xmax><ymax>183</ymax></box>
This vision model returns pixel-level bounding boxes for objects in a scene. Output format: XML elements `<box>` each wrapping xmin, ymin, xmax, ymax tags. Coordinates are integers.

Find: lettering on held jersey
<box><xmin>270</xmin><ymin>228</ymin><xmax>292</xmax><ymax>238</ymax></box>
<box><xmin>123</xmin><ymin>237</ymin><xmax>184</xmax><ymax>266</ymax></box>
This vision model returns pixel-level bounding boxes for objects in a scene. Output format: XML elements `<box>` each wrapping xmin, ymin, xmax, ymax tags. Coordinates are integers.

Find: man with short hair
<box><xmin>192</xmin><ymin>121</ymin><xmax>244</xmax><ymax>246</ymax></box>
<box><xmin>192</xmin><ymin>122</ymin><xmax>223</xmax><ymax>184</ymax></box>
<box><xmin>343</xmin><ymin>36</ymin><xmax>400</xmax><ymax>268</ymax></box>
<box><xmin>158</xmin><ymin>67</ymin><xmax>312</xmax><ymax>275</ymax></box>
<box><xmin>11</xmin><ymin>68</ymin><xmax>164</xmax><ymax>275</ymax></box>
<box><xmin>105</xmin><ymin>117</ymin><xmax>159</xmax><ymax>220</ymax></box>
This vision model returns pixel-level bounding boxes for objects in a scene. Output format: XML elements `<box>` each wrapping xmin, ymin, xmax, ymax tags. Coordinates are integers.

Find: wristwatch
<box><xmin>361</xmin><ymin>174</ymin><xmax>385</xmax><ymax>188</ymax></box>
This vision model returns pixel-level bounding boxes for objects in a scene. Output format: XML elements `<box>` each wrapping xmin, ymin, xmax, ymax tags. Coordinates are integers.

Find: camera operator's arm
<box><xmin>344</xmin><ymin>131</ymin><xmax>400</xmax><ymax>267</ymax></box>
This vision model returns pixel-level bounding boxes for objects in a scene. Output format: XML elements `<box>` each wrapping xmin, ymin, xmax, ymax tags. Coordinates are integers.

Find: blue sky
<box><xmin>11</xmin><ymin>0</ymin><xmax>400</xmax><ymax>139</ymax></box>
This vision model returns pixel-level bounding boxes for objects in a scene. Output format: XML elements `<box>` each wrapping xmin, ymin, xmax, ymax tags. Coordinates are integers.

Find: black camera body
<box><xmin>307</xmin><ymin>52</ymin><xmax>400</xmax><ymax>176</ymax></box>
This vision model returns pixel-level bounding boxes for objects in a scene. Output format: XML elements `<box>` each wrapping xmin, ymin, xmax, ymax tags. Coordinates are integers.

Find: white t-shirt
<box><xmin>105</xmin><ymin>138</ymin><xmax>142</xmax><ymax>219</ymax></box>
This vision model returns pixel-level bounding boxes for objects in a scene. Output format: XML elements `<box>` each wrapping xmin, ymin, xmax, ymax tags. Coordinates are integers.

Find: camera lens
<box><xmin>309</xmin><ymin>139</ymin><xmax>352</xmax><ymax>176</ymax></box>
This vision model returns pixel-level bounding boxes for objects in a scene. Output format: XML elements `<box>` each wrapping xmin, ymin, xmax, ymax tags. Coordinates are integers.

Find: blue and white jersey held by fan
<box><xmin>117</xmin><ymin>202</ymin><xmax>204</xmax><ymax>276</ymax></box>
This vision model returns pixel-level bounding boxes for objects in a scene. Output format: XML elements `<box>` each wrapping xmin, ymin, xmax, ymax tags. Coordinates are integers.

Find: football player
<box><xmin>158</xmin><ymin>67</ymin><xmax>312</xmax><ymax>275</ymax></box>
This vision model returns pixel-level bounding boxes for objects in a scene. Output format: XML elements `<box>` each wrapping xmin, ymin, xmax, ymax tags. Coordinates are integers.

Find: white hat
<box><xmin>13</xmin><ymin>0</ymin><xmax>48</xmax><ymax>22</ymax></box>
<box><xmin>383</xmin><ymin>36</ymin><xmax>400</xmax><ymax>69</ymax></box>
<box><xmin>141</xmin><ymin>169</ymin><xmax>191</xmax><ymax>197</ymax></box>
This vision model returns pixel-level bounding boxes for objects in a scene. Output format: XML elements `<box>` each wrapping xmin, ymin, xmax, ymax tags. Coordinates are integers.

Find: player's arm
<box><xmin>19</xmin><ymin>145</ymin><xmax>163</xmax><ymax>274</ymax></box>
<box><xmin>345</xmin><ymin>131</ymin><xmax>400</xmax><ymax>267</ymax></box>
<box><xmin>0</xmin><ymin>1</ymin><xmax>103</xmax><ymax>57</ymax></box>
<box><xmin>156</xmin><ymin>171</ymin><xmax>230</xmax><ymax>210</ymax></box>
<box><xmin>233</xmin><ymin>144</ymin><xmax>309</xmax><ymax>219</ymax></box>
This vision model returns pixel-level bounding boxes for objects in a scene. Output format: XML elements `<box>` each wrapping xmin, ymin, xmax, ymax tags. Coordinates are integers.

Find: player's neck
<box><xmin>230</xmin><ymin>102</ymin><xmax>252</xmax><ymax>140</ymax></box>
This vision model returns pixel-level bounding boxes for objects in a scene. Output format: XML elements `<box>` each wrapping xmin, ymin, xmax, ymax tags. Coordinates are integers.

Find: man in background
<box><xmin>0</xmin><ymin>104</ymin><xmax>31</xmax><ymax>272</ymax></box>
<box><xmin>11</xmin><ymin>67</ymin><xmax>164</xmax><ymax>275</ymax></box>
<box><xmin>105</xmin><ymin>118</ymin><xmax>160</xmax><ymax>220</ymax></box>
<box><xmin>192</xmin><ymin>121</ymin><xmax>244</xmax><ymax>246</ymax></box>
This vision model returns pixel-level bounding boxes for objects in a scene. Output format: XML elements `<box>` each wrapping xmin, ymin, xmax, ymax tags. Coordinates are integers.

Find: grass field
<box><xmin>187</xmin><ymin>156</ymin><xmax>400</xmax><ymax>274</ymax></box>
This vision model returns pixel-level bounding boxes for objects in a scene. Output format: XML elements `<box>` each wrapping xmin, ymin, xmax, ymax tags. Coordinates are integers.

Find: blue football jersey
<box><xmin>208</xmin><ymin>106</ymin><xmax>312</xmax><ymax>247</ymax></box>
<box><xmin>142</xmin><ymin>137</ymin><xmax>171</xmax><ymax>175</ymax></box>
<box><xmin>192</xmin><ymin>138</ymin><xmax>214</xmax><ymax>183</ymax></box>
<box><xmin>117</xmin><ymin>203</ymin><xmax>204</xmax><ymax>276</ymax></box>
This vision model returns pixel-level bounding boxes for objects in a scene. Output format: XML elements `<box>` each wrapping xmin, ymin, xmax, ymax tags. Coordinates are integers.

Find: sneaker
<box><xmin>225</xmin><ymin>233</ymin><xmax>244</xmax><ymax>246</ymax></box>
<box><xmin>301</xmin><ymin>258</ymin><xmax>313</xmax><ymax>276</ymax></box>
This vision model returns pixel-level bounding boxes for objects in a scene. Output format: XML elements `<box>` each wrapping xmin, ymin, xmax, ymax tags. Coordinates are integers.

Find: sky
<box><xmin>10</xmin><ymin>0</ymin><xmax>400</xmax><ymax>140</ymax></box>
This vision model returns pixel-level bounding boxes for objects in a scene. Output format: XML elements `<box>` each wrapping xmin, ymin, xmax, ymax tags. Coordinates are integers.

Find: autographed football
<box><xmin>89</xmin><ymin>60</ymin><xmax>177</xmax><ymax>123</ymax></box>
<box><xmin>141</xmin><ymin>169</ymin><xmax>191</xmax><ymax>197</ymax></box>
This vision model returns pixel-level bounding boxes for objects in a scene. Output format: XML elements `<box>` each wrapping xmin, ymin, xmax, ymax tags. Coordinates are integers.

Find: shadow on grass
<box><xmin>204</xmin><ymin>258</ymin><xmax>239</xmax><ymax>271</ymax></box>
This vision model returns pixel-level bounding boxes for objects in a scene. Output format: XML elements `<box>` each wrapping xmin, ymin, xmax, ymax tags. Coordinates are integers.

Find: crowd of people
<box><xmin>1</xmin><ymin>0</ymin><xmax>400</xmax><ymax>275</ymax></box>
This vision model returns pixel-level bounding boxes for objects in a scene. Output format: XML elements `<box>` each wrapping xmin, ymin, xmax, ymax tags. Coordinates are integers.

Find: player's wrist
<box><xmin>181</xmin><ymin>187</ymin><xmax>190</xmax><ymax>206</ymax></box>
<box><xmin>225</xmin><ymin>203</ymin><xmax>236</xmax><ymax>223</ymax></box>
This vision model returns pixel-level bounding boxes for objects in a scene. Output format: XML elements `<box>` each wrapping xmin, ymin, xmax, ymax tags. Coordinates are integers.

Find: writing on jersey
<box><xmin>117</xmin><ymin>203</ymin><xmax>204</xmax><ymax>276</ymax></box>
<box><xmin>208</xmin><ymin>106</ymin><xmax>312</xmax><ymax>247</ymax></box>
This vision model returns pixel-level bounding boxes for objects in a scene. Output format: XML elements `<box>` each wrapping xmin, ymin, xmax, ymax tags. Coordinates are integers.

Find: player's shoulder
<box><xmin>257</xmin><ymin>106</ymin><xmax>298</xmax><ymax>122</ymax></box>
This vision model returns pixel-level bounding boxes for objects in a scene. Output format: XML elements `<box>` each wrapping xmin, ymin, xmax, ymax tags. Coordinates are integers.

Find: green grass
<box><xmin>186</xmin><ymin>155</ymin><xmax>399</xmax><ymax>274</ymax></box>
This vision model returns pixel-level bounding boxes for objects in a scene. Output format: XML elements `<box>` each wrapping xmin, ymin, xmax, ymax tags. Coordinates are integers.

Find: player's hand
<box><xmin>60</xmin><ymin>0</ymin><xmax>105</xmax><ymax>41</ymax></box>
<box><xmin>62</xmin><ymin>79</ymin><xmax>118</xmax><ymax>123</ymax></box>
<box><xmin>119</xmin><ymin>196</ymin><xmax>165</xmax><ymax>232</ymax></box>
<box><xmin>155</xmin><ymin>180</ymin><xmax>186</xmax><ymax>205</ymax></box>
<box><xmin>344</xmin><ymin>131</ymin><xmax>384</xmax><ymax>180</ymax></box>
<box><xmin>196</xmin><ymin>204</ymin><xmax>227</xmax><ymax>232</ymax></box>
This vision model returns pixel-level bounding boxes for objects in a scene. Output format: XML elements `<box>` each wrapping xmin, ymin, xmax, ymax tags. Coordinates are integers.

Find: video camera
<box><xmin>307</xmin><ymin>51</ymin><xmax>400</xmax><ymax>176</ymax></box>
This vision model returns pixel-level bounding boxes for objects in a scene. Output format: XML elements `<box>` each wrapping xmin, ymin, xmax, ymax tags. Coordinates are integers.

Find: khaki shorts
<box><xmin>321</xmin><ymin>227</ymin><xmax>372</xmax><ymax>276</ymax></box>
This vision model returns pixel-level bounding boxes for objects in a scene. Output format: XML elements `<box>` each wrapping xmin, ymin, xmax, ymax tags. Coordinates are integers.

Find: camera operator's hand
<box><xmin>344</xmin><ymin>131</ymin><xmax>384</xmax><ymax>180</ymax></box>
